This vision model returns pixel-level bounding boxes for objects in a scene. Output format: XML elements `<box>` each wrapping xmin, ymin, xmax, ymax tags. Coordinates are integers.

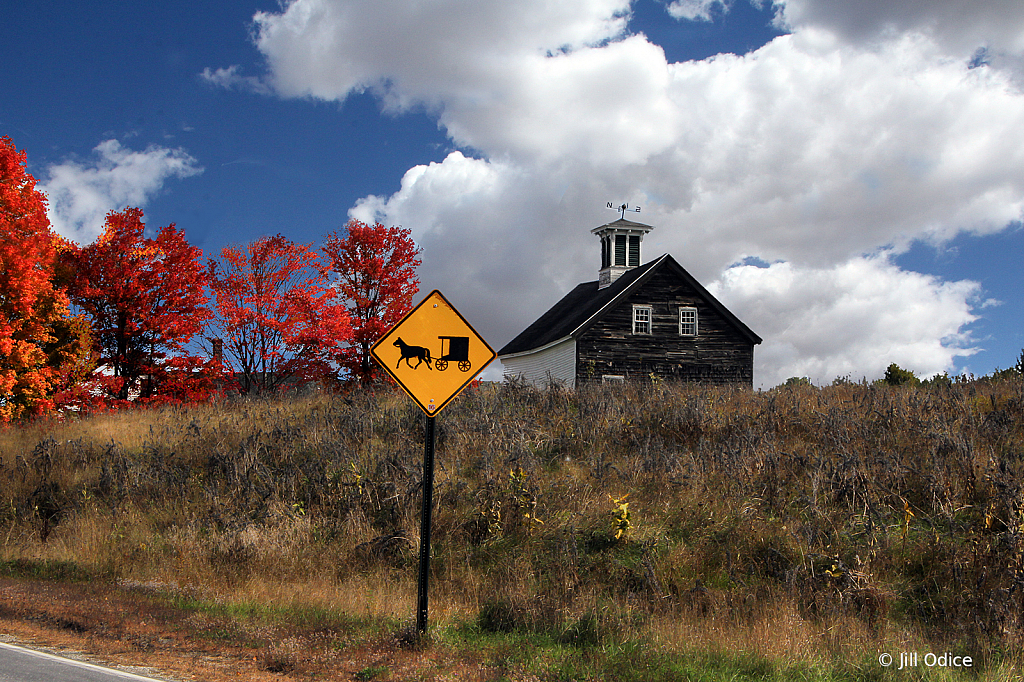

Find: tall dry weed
<box><xmin>1</xmin><ymin>377</ymin><xmax>1022</xmax><ymax>663</ymax></box>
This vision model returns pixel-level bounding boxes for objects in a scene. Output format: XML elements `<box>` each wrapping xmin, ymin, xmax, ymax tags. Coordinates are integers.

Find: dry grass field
<box><xmin>1</xmin><ymin>377</ymin><xmax>1023</xmax><ymax>680</ymax></box>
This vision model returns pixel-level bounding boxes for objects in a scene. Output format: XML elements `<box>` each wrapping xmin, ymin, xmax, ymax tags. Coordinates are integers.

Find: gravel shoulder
<box><xmin>0</xmin><ymin>577</ymin><xmax>468</xmax><ymax>681</ymax></box>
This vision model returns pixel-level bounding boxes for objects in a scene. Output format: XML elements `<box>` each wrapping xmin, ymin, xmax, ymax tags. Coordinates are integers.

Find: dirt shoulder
<box><xmin>0</xmin><ymin>577</ymin><xmax>487</xmax><ymax>681</ymax></box>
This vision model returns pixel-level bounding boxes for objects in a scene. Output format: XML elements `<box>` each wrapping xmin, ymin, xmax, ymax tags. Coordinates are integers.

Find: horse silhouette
<box><xmin>394</xmin><ymin>337</ymin><xmax>433</xmax><ymax>370</ymax></box>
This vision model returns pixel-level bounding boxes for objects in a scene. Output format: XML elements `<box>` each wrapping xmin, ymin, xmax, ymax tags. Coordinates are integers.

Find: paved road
<box><xmin>0</xmin><ymin>641</ymin><xmax>168</xmax><ymax>682</ymax></box>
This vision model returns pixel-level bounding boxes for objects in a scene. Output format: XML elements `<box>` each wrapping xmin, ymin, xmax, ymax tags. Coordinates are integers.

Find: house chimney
<box><xmin>591</xmin><ymin>218</ymin><xmax>654</xmax><ymax>289</ymax></box>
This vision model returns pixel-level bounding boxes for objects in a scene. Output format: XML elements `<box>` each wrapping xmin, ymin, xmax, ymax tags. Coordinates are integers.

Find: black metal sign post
<box><xmin>368</xmin><ymin>291</ymin><xmax>496</xmax><ymax>637</ymax></box>
<box><xmin>416</xmin><ymin>414</ymin><xmax>437</xmax><ymax>634</ymax></box>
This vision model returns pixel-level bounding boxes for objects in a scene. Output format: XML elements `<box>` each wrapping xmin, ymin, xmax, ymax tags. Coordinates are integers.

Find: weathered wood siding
<box><xmin>575</xmin><ymin>268</ymin><xmax>754</xmax><ymax>386</ymax></box>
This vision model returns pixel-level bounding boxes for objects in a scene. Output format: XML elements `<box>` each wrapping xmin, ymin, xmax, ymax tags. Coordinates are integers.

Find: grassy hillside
<box><xmin>1</xmin><ymin>377</ymin><xmax>1022</xmax><ymax>680</ymax></box>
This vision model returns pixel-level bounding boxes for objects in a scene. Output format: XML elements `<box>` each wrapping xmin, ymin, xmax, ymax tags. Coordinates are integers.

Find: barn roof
<box><xmin>498</xmin><ymin>254</ymin><xmax>761</xmax><ymax>357</ymax></box>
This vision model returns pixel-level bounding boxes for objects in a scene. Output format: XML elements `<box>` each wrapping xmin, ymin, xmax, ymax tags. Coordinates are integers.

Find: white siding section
<box><xmin>500</xmin><ymin>338</ymin><xmax>577</xmax><ymax>388</ymax></box>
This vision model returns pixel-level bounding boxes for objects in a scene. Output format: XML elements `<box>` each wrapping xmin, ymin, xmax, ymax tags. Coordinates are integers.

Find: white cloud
<box><xmin>773</xmin><ymin>0</ymin><xmax>1024</xmax><ymax>59</ymax></box>
<box><xmin>239</xmin><ymin>0</ymin><xmax>1024</xmax><ymax>383</ymax></box>
<box><xmin>645</xmin><ymin>30</ymin><xmax>1024</xmax><ymax>263</ymax></box>
<box><xmin>251</xmin><ymin>0</ymin><xmax>631</xmax><ymax>103</ymax></box>
<box><xmin>707</xmin><ymin>255</ymin><xmax>981</xmax><ymax>387</ymax></box>
<box><xmin>667</xmin><ymin>0</ymin><xmax>731</xmax><ymax>22</ymax></box>
<box><xmin>200</xmin><ymin>65</ymin><xmax>272</xmax><ymax>95</ymax></box>
<box><xmin>40</xmin><ymin>140</ymin><xmax>202</xmax><ymax>244</ymax></box>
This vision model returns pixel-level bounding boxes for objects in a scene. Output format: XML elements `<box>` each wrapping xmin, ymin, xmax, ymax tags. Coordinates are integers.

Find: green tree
<box><xmin>883</xmin><ymin>363</ymin><xmax>918</xmax><ymax>386</ymax></box>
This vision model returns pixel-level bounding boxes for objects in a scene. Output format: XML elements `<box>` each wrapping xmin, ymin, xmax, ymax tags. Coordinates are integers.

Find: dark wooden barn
<box><xmin>498</xmin><ymin>217</ymin><xmax>761</xmax><ymax>387</ymax></box>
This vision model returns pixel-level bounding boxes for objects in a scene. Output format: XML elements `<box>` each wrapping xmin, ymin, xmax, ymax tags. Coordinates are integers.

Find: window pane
<box><xmin>679</xmin><ymin>307</ymin><xmax>697</xmax><ymax>335</ymax></box>
<box><xmin>633</xmin><ymin>306</ymin><xmax>651</xmax><ymax>334</ymax></box>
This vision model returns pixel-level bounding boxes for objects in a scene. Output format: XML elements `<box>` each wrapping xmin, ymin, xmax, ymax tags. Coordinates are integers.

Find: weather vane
<box><xmin>607</xmin><ymin>202</ymin><xmax>641</xmax><ymax>219</ymax></box>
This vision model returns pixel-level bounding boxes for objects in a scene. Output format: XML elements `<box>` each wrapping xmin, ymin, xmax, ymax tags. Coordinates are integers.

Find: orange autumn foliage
<box><xmin>323</xmin><ymin>220</ymin><xmax>421</xmax><ymax>384</ymax></box>
<box><xmin>0</xmin><ymin>136</ymin><xmax>92</xmax><ymax>422</ymax></box>
<box><xmin>61</xmin><ymin>207</ymin><xmax>213</xmax><ymax>406</ymax></box>
<box><xmin>207</xmin><ymin>235</ymin><xmax>352</xmax><ymax>394</ymax></box>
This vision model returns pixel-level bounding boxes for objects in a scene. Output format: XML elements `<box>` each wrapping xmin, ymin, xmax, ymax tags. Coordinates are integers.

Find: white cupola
<box><xmin>591</xmin><ymin>217</ymin><xmax>655</xmax><ymax>289</ymax></box>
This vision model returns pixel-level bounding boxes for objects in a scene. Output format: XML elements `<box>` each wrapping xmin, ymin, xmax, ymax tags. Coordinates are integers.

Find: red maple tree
<box><xmin>322</xmin><ymin>220</ymin><xmax>421</xmax><ymax>384</ymax></box>
<box><xmin>207</xmin><ymin>235</ymin><xmax>352</xmax><ymax>394</ymax></box>
<box><xmin>0</xmin><ymin>137</ymin><xmax>92</xmax><ymax>421</ymax></box>
<box><xmin>61</xmin><ymin>207</ymin><xmax>213</xmax><ymax>405</ymax></box>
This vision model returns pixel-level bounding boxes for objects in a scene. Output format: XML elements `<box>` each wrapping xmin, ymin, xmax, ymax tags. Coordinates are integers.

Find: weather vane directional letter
<box><xmin>606</xmin><ymin>202</ymin><xmax>641</xmax><ymax>220</ymax></box>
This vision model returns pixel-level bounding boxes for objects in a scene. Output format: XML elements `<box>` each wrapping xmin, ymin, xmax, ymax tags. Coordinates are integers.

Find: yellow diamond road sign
<box><xmin>371</xmin><ymin>290</ymin><xmax>496</xmax><ymax>415</ymax></box>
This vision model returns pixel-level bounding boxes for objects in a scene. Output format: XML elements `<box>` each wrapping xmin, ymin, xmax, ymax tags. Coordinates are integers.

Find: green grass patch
<box><xmin>0</xmin><ymin>558</ymin><xmax>104</xmax><ymax>583</ymax></box>
<box><xmin>354</xmin><ymin>664</ymin><xmax>391</xmax><ymax>680</ymax></box>
<box><xmin>437</xmin><ymin>621</ymin><xmax>998</xmax><ymax>682</ymax></box>
<box><xmin>163</xmin><ymin>591</ymin><xmax>394</xmax><ymax>637</ymax></box>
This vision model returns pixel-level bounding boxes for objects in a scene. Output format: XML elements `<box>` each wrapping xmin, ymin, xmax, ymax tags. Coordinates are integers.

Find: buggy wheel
<box><xmin>435</xmin><ymin>359</ymin><xmax>448</xmax><ymax>371</ymax></box>
<box><xmin>458</xmin><ymin>360</ymin><xmax>471</xmax><ymax>372</ymax></box>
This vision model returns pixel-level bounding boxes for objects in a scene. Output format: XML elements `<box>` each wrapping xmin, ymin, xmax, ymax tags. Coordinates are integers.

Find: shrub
<box><xmin>883</xmin><ymin>363</ymin><xmax>918</xmax><ymax>386</ymax></box>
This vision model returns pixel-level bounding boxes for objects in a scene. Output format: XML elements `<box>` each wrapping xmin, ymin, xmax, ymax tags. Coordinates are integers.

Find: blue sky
<box><xmin>3</xmin><ymin>0</ymin><xmax>1022</xmax><ymax>387</ymax></box>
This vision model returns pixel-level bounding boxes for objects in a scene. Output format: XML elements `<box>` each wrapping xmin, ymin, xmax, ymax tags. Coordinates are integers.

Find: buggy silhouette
<box><xmin>435</xmin><ymin>336</ymin><xmax>471</xmax><ymax>372</ymax></box>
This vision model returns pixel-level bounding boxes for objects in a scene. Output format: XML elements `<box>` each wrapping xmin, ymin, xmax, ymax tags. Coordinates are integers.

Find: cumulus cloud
<box><xmin>774</xmin><ymin>0</ymin><xmax>1024</xmax><ymax>59</ymax></box>
<box><xmin>233</xmin><ymin>0</ymin><xmax>1024</xmax><ymax>382</ymax></box>
<box><xmin>708</xmin><ymin>256</ymin><xmax>981</xmax><ymax>387</ymax></box>
<box><xmin>651</xmin><ymin>31</ymin><xmax>1024</xmax><ymax>262</ymax></box>
<box><xmin>251</xmin><ymin>0</ymin><xmax>631</xmax><ymax>103</ymax></box>
<box><xmin>40</xmin><ymin>140</ymin><xmax>202</xmax><ymax>244</ymax></box>
<box><xmin>667</xmin><ymin>0</ymin><xmax>731</xmax><ymax>22</ymax></box>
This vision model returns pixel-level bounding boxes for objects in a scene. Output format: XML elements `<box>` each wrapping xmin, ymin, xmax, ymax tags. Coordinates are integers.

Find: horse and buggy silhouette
<box><xmin>393</xmin><ymin>336</ymin><xmax>472</xmax><ymax>372</ymax></box>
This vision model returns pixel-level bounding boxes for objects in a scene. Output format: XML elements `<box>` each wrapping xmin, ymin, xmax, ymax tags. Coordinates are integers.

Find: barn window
<box><xmin>679</xmin><ymin>307</ymin><xmax>698</xmax><ymax>336</ymax></box>
<box><xmin>632</xmin><ymin>305</ymin><xmax>652</xmax><ymax>335</ymax></box>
